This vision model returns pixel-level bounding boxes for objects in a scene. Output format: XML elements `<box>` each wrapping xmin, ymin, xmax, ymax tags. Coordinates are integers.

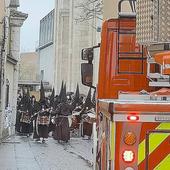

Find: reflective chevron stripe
<box><xmin>154</xmin><ymin>154</ymin><xmax>170</xmax><ymax>170</ymax></box>
<box><xmin>138</xmin><ymin>123</ymin><xmax>170</xmax><ymax>165</ymax></box>
<box><xmin>110</xmin><ymin>122</ymin><xmax>115</xmax><ymax>160</ymax></box>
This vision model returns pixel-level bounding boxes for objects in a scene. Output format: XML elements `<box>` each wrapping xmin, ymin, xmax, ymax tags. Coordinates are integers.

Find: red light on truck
<box><xmin>127</xmin><ymin>115</ymin><xmax>139</xmax><ymax>121</ymax></box>
<box><xmin>122</xmin><ymin>150</ymin><xmax>135</xmax><ymax>163</ymax></box>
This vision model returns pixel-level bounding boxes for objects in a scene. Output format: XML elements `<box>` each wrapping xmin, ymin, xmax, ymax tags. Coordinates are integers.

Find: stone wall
<box><xmin>19</xmin><ymin>52</ymin><xmax>39</xmax><ymax>81</ymax></box>
<box><xmin>103</xmin><ymin>0</ymin><xmax>132</xmax><ymax>20</ymax></box>
<box><xmin>54</xmin><ymin>0</ymin><xmax>102</xmax><ymax>95</ymax></box>
<box><xmin>0</xmin><ymin>0</ymin><xmax>27</xmax><ymax>140</ymax></box>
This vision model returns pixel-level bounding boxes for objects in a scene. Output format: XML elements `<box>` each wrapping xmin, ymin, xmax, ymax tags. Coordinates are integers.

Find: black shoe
<box><xmin>35</xmin><ymin>138</ymin><xmax>40</xmax><ymax>141</ymax></box>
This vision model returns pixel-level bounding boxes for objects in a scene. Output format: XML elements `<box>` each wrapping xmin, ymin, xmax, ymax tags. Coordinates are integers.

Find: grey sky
<box><xmin>19</xmin><ymin>0</ymin><xmax>55</xmax><ymax>52</ymax></box>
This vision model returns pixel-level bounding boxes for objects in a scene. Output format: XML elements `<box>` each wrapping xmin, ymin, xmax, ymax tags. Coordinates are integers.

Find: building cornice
<box><xmin>38</xmin><ymin>41</ymin><xmax>53</xmax><ymax>51</ymax></box>
<box><xmin>59</xmin><ymin>9</ymin><xmax>69</xmax><ymax>17</ymax></box>
<box><xmin>18</xmin><ymin>80</ymin><xmax>49</xmax><ymax>86</ymax></box>
<box><xmin>9</xmin><ymin>0</ymin><xmax>20</xmax><ymax>8</ymax></box>
<box><xmin>10</xmin><ymin>10</ymin><xmax>28</xmax><ymax>27</ymax></box>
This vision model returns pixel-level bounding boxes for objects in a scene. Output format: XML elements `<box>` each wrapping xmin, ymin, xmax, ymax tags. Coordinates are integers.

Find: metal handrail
<box><xmin>118</xmin><ymin>0</ymin><xmax>136</xmax><ymax>18</ymax></box>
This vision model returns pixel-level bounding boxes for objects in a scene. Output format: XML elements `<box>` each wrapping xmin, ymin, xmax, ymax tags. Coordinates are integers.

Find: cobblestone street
<box><xmin>0</xmin><ymin>135</ymin><xmax>93</xmax><ymax>170</ymax></box>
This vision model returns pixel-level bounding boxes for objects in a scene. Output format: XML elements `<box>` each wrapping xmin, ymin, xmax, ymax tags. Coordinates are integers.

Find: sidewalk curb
<box><xmin>0</xmin><ymin>134</ymin><xmax>15</xmax><ymax>144</ymax></box>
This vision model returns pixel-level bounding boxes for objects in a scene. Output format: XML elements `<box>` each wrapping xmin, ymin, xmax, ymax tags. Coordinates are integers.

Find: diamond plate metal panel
<box><xmin>136</xmin><ymin>0</ymin><xmax>170</xmax><ymax>45</ymax></box>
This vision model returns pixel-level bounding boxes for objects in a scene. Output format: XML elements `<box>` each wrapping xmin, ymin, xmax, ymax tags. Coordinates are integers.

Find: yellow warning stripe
<box><xmin>154</xmin><ymin>154</ymin><xmax>170</xmax><ymax>170</ymax></box>
<box><xmin>138</xmin><ymin>123</ymin><xmax>170</xmax><ymax>165</ymax></box>
<box><xmin>110</xmin><ymin>122</ymin><xmax>115</xmax><ymax>160</ymax></box>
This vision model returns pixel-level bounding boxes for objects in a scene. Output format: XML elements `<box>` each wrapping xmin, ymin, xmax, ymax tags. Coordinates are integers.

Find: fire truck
<box><xmin>81</xmin><ymin>0</ymin><xmax>170</xmax><ymax>169</ymax></box>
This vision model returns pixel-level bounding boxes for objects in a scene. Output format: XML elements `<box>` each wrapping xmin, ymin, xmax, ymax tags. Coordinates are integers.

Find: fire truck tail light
<box><xmin>127</xmin><ymin>115</ymin><xmax>139</xmax><ymax>121</ymax></box>
<box><xmin>122</xmin><ymin>150</ymin><xmax>135</xmax><ymax>163</ymax></box>
<box><xmin>124</xmin><ymin>132</ymin><xmax>136</xmax><ymax>145</ymax></box>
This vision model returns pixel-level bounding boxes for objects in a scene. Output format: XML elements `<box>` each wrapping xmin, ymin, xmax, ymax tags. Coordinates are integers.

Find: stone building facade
<box><xmin>54</xmin><ymin>0</ymin><xmax>102</xmax><ymax>94</ymax></box>
<box><xmin>39</xmin><ymin>0</ymin><xmax>131</xmax><ymax>95</ymax></box>
<box><xmin>0</xmin><ymin>0</ymin><xmax>27</xmax><ymax>140</ymax></box>
<box><xmin>19</xmin><ymin>52</ymin><xmax>39</xmax><ymax>83</ymax></box>
<box><xmin>18</xmin><ymin>52</ymin><xmax>41</xmax><ymax>100</ymax></box>
<box><xmin>103</xmin><ymin>0</ymin><xmax>132</xmax><ymax>19</ymax></box>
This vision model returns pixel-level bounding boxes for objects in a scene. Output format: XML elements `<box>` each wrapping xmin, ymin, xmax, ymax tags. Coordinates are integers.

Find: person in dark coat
<box><xmin>16</xmin><ymin>96</ymin><xmax>22</xmax><ymax>133</ymax></box>
<box><xmin>48</xmin><ymin>108</ymin><xmax>56</xmax><ymax>134</ymax></box>
<box><xmin>30</xmin><ymin>96</ymin><xmax>41</xmax><ymax>140</ymax></box>
<box><xmin>48</xmin><ymin>89</ymin><xmax>56</xmax><ymax>134</ymax></box>
<box><xmin>36</xmin><ymin>102</ymin><xmax>51</xmax><ymax>143</ymax></box>
<box><xmin>32</xmin><ymin>81</ymin><xmax>51</xmax><ymax>143</ymax></box>
<box><xmin>80</xmin><ymin>88</ymin><xmax>94</xmax><ymax>139</ymax></box>
<box><xmin>33</xmin><ymin>101</ymin><xmax>51</xmax><ymax>143</ymax></box>
<box><xmin>53</xmin><ymin>101</ymin><xmax>73</xmax><ymax>142</ymax></box>
<box><xmin>53</xmin><ymin>83</ymin><xmax>73</xmax><ymax>142</ymax></box>
<box><xmin>18</xmin><ymin>95</ymin><xmax>32</xmax><ymax>136</ymax></box>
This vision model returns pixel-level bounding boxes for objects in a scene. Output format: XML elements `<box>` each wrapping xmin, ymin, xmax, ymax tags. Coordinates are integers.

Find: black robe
<box><xmin>36</xmin><ymin>110</ymin><xmax>50</xmax><ymax>139</ymax></box>
<box><xmin>30</xmin><ymin>101</ymin><xmax>41</xmax><ymax>139</ymax></box>
<box><xmin>53</xmin><ymin>102</ymin><xmax>72</xmax><ymax>142</ymax></box>
<box><xmin>15</xmin><ymin>110</ymin><xmax>22</xmax><ymax>133</ymax></box>
<box><xmin>19</xmin><ymin>111</ymin><xmax>32</xmax><ymax>134</ymax></box>
<box><xmin>48</xmin><ymin>110</ymin><xmax>56</xmax><ymax>133</ymax></box>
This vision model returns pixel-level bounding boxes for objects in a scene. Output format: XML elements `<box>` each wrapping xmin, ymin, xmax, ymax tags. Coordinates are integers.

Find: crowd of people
<box><xmin>16</xmin><ymin>82</ymin><xmax>96</xmax><ymax>143</ymax></box>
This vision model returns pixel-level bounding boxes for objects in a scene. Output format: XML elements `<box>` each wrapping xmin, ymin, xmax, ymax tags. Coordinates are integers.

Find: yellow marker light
<box><xmin>124</xmin><ymin>132</ymin><xmax>136</xmax><ymax>145</ymax></box>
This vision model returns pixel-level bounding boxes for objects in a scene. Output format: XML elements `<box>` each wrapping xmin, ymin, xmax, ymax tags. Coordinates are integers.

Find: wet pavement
<box><xmin>0</xmin><ymin>135</ymin><xmax>93</xmax><ymax>170</ymax></box>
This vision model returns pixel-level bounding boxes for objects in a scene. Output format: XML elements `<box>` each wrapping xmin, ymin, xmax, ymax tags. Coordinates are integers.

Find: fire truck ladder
<box><xmin>118</xmin><ymin>0</ymin><xmax>145</xmax><ymax>75</ymax></box>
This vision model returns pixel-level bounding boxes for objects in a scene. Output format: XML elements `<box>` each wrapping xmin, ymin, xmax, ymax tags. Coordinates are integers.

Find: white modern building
<box><xmin>38</xmin><ymin>9</ymin><xmax>55</xmax><ymax>89</ymax></box>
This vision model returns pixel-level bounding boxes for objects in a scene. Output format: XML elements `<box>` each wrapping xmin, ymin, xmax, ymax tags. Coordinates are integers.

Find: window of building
<box><xmin>39</xmin><ymin>10</ymin><xmax>55</xmax><ymax>47</ymax></box>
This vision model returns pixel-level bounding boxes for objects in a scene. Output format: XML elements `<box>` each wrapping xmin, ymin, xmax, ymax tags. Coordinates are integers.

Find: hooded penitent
<box><xmin>27</xmin><ymin>86</ymin><xmax>30</xmax><ymax>98</ymax></box>
<box><xmin>50</xmin><ymin>88</ymin><xmax>55</xmax><ymax>107</ymax></box>
<box><xmin>39</xmin><ymin>81</ymin><xmax>45</xmax><ymax>102</ymax></box>
<box><xmin>20</xmin><ymin>88</ymin><xmax>31</xmax><ymax>112</ymax></box>
<box><xmin>72</xmin><ymin>84</ymin><xmax>80</xmax><ymax>109</ymax></box>
<box><xmin>91</xmin><ymin>89</ymin><xmax>96</xmax><ymax>108</ymax></box>
<box><xmin>83</xmin><ymin>87</ymin><xmax>93</xmax><ymax>111</ymax></box>
<box><xmin>60</xmin><ymin>83</ymin><xmax>67</xmax><ymax>103</ymax></box>
<box><xmin>22</xmin><ymin>86</ymin><xmax>26</xmax><ymax>97</ymax></box>
<box><xmin>59</xmin><ymin>81</ymin><xmax>64</xmax><ymax>100</ymax></box>
<box><xmin>39</xmin><ymin>81</ymin><xmax>48</xmax><ymax>109</ymax></box>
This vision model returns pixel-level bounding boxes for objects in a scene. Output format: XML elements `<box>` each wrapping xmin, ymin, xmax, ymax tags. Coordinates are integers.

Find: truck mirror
<box><xmin>81</xmin><ymin>63</ymin><xmax>93</xmax><ymax>87</ymax></box>
<box><xmin>81</xmin><ymin>48</ymin><xmax>93</xmax><ymax>61</ymax></box>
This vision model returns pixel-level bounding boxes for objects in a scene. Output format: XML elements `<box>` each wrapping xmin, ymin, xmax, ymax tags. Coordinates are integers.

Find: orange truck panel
<box><xmin>98</xmin><ymin>18</ymin><xmax>151</xmax><ymax>100</ymax></box>
<box><xmin>154</xmin><ymin>51</ymin><xmax>170</xmax><ymax>65</ymax></box>
<box><xmin>95</xmin><ymin>17</ymin><xmax>170</xmax><ymax>170</ymax></box>
<box><xmin>98</xmin><ymin>99</ymin><xmax>170</xmax><ymax>170</ymax></box>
